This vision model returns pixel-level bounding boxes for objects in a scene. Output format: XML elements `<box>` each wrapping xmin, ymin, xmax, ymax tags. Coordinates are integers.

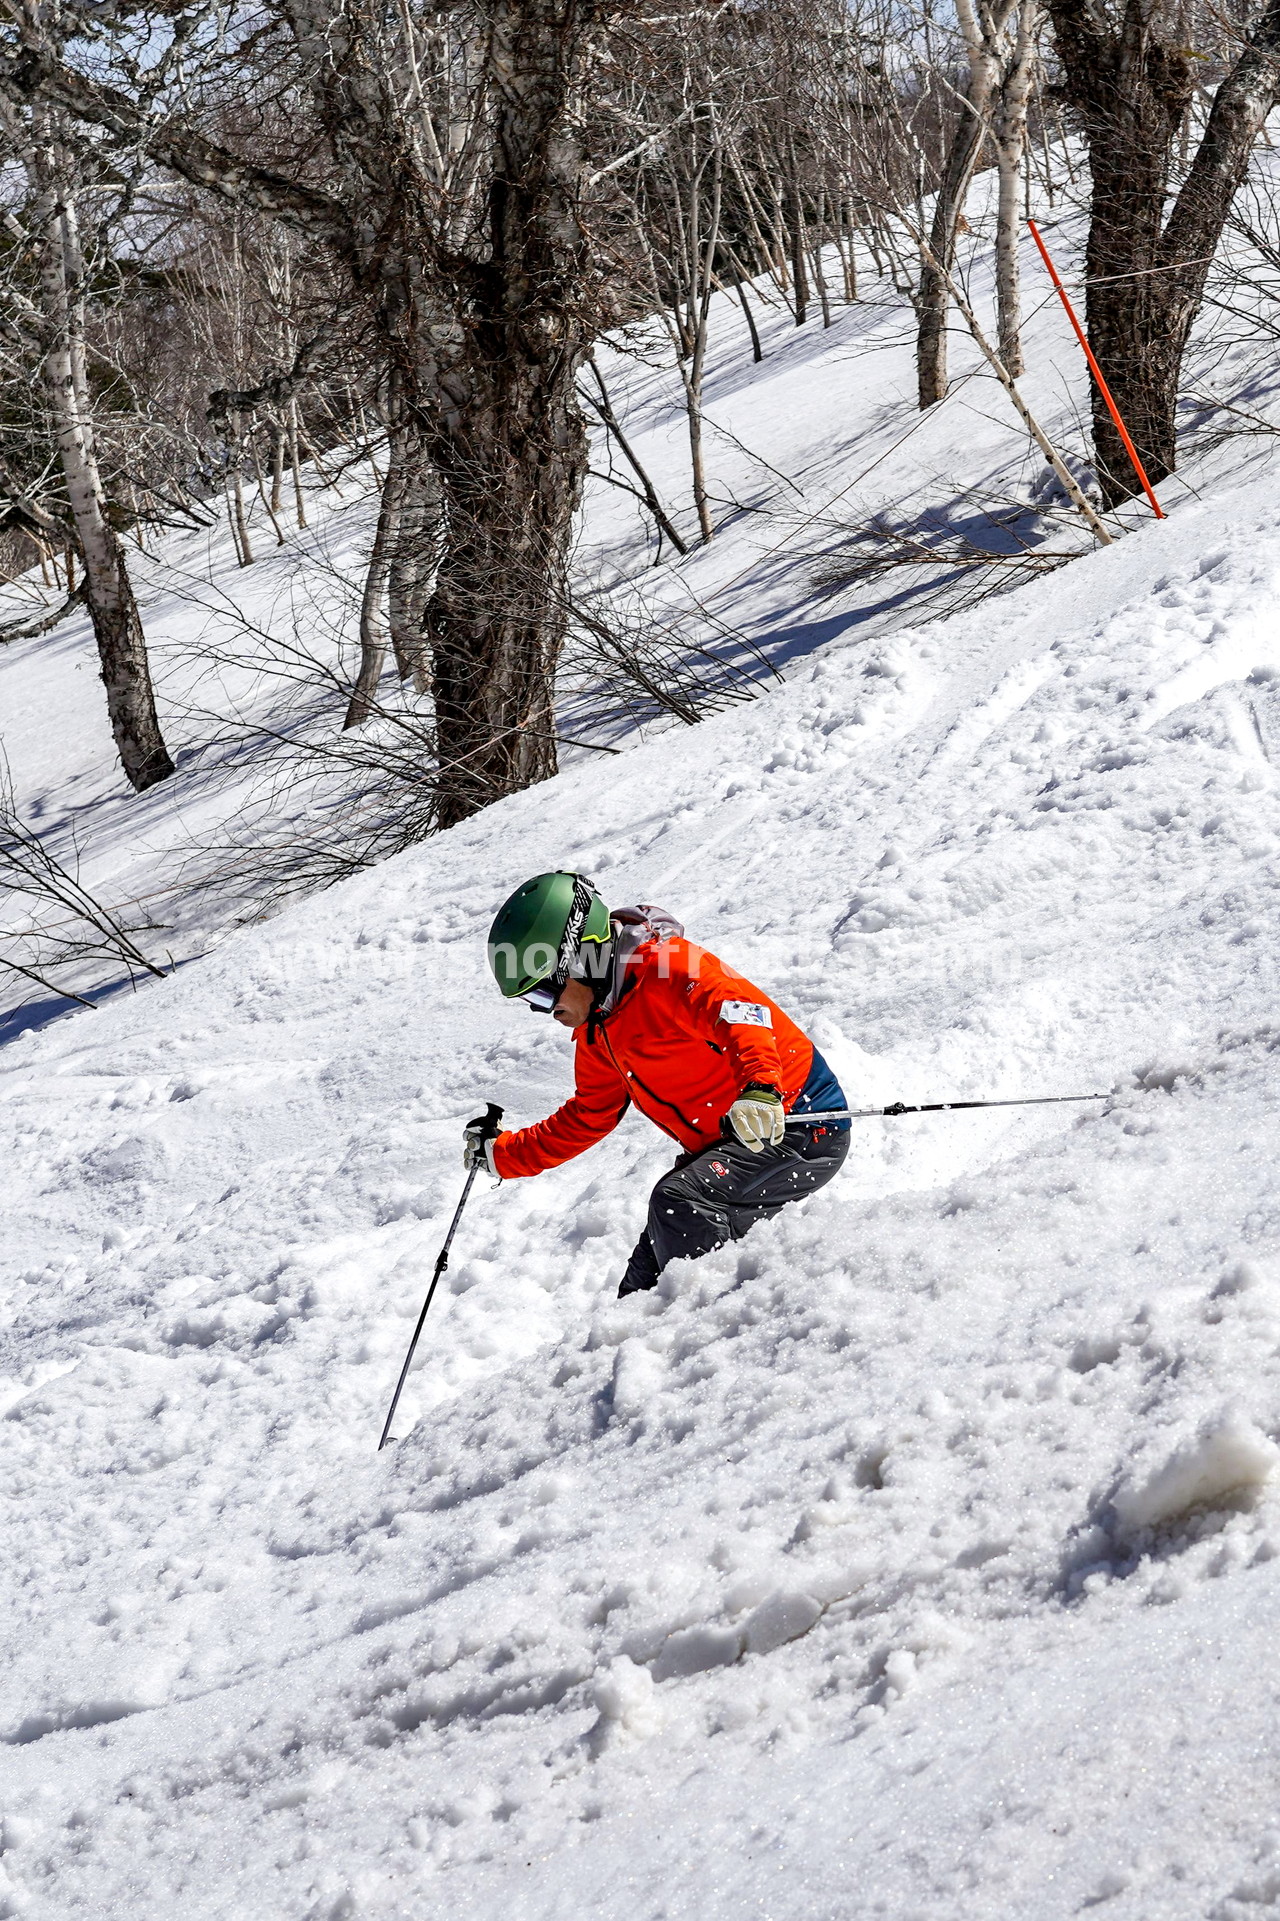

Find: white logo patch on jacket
<box><xmin>718</xmin><ymin>1000</ymin><xmax>772</xmax><ymax>1028</ymax></box>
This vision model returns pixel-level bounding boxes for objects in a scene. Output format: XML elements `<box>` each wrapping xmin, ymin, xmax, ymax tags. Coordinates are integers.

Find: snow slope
<box><xmin>3</xmin><ymin>199</ymin><xmax>1280</xmax><ymax>1918</ymax></box>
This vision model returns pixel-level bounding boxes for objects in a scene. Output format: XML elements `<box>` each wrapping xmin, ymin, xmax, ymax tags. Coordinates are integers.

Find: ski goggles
<box><xmin>520</xmin><ymin>977</ymin><xmax>563</xmax><ymax>1014</ymax></box>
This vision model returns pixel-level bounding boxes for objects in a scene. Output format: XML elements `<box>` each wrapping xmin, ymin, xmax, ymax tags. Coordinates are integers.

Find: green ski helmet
<box><xmin>487</xmin><ymin>872</ymin><xmax>612</xmax><ymax>1008</ymax></box>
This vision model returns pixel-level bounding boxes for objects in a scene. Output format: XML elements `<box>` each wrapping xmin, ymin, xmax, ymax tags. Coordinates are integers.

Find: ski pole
<box><xmin>377</xmin><ymin>1101</ymin><xmax>503</xmax><ymax>1451</ymax></box>
<box><xmin>787</xmin><ymin>1092</ymin><xmax>1110</xmax><ymax>1124</ymax></box>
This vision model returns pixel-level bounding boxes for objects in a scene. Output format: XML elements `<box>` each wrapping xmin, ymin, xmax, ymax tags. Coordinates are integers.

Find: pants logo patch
<box><xmin>710</xmin><ymin>1159</ymin><xmax>729</xmax><ymax>1177</ymax></box>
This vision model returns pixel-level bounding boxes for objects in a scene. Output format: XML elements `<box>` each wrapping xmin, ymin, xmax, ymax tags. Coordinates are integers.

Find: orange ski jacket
<box><xmin>492</xmin><ymin>937</ymin><xmax>815</xmax><ymax>1179</ymax></box>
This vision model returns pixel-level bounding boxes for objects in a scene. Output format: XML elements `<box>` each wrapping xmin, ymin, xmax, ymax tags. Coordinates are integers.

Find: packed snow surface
<box><xmin>3</xmin><ymin>203</ymin><xmax>1280</xmax><ymax>1918</ymax></box>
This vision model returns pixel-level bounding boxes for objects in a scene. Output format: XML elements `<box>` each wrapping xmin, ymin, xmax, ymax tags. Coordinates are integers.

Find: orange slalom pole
<box><xmin>1027</xmin><ymin>220</ymin><xmax>1165</xmax><ymax>520</ymax></box>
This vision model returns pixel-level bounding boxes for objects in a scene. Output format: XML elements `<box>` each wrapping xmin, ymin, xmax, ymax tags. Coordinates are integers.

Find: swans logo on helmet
<box><xmin>557</xmin><ymin>875</ymin><xmax>594</xmax><ymax>979</ymax></box>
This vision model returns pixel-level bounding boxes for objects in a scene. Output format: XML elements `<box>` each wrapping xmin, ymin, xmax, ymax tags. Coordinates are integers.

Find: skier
<box><xmin>464</xmin><ymin>872</ymin><xmax>849</xmax><ymax>1296</ymax></box>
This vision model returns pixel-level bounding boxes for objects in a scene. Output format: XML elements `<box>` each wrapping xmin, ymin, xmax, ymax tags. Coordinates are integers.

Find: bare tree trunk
<box><xmin>388</xmin><ymin>434</ymin><xmax>439</xmax><ymax>690</ymax></box>
<box><xmin>29</xmin><ymin>110</ymin><xmax>173</xmax><ymax>792</ymax></box>
<box><xmin>835</xmin><ymin>195</ymin><xmax>858</xmax><ymax>301</ymax></box>
<box><xmin>280</xmin><ymin>244</ymin><xmax>308</xmax><ymax>530</ymax></box>
<box><xmin>343</xmin><ymin>399</ymin><xmax>437</xmax><ymax>713</ymax></box>
<box><xmin>736</xmin><ymin>278</ymin><xmax>763</xmax><ymax>362</ymax></box>
<box><xmin>917</xmin><ymin>86</ymin><xmax>987</xmax><ymax>400</ymax></box>
<box><xmin>917</xmin><ymin>0</ymin><xmax>1015</xmax><ymax>409</ymax></box>
<box><xmin>388</xmin><ymin>487</ymin><xmax>436</xmax><ymax>689</ymax></box>
<box><xmin>249</xmin><ymin>422</ymin><xmax>286</xmax><ymax>544</ymax></box>
<box><xmin>787</xmin><ymin>163</ymin><xmax>809</xmax><ymax>325</ymax></box>
<box><xmin>916</xmin><ymin>120</ymin><xmax>985</xmax><ymax>404</ymax></box>
<box><xmin>812</xmin><ymin>188</ymin><xmax>832</xmax><ymax>327</ymax></box>
<box><xmin>649</xmin><ymin>112</ymin><xmax>725</xmax><ymax>547</ymax></box>
<box><xmin>288</xmin><ymin>400</ymin><xmax>307</xmax><ymax>529</ymax></box>
<box><xmin>343</xmin><ymin>449</ymin><xmax>401</xmax><ymax>728</ymax></box>
<box><xmin>1047</xmin><ymin>0</ymin><xmax>1280</xmax><ymax>503</ymax></box>
<box><xmin>767</xmin><ymin>179</ymin><xmax>791</xmax><ymax>290</ymax></box>
<box><xmin>426</xmin><ymin>367</ymin><xmax>586</xmax><ymax>825</ymax></box>
<box><xmin>270</xmin><ymin>420</ymin><xmax>285</xmax><ymax>513</ymax></box>
<box><xmin>230</xmin><ymin>412</ymin><xmax>254</xmax><ymax>564</ymax></box>
<box><xmin>994</xmin><ymin>2</ymin><xmax>1040</xmax><ymax>376</ymax></box>
<box><xmin>681</xmin><ymin>136</ymin><xmax>723</xmax><ymax>543</ymax></box>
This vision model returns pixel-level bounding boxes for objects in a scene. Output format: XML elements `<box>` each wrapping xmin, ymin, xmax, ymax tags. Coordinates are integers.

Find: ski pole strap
<box><xmin>788</xmin><ymin>1092</ymin><xmax>1110</xmax><ymax>1124</ymax></box>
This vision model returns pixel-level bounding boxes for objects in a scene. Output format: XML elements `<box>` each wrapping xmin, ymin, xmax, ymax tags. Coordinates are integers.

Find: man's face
<box><xmin>552</xmin><ymin>978</ymin><xmax>594</xmax><ymax>1029</ymax></box>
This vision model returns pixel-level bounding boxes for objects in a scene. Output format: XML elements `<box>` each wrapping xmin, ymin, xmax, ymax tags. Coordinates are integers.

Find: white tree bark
<box><xmin>917</xmin><ymin>0</ymin><xmax>1016</xmax><ymax>408</ymax></box>
<box><xmin>993</xmin><ymin>0</ymin><xmax>1041</xmax><ymax>376</ymax></box>
<box><xmin>8</xmin><ymin>82</ymin><xmax>174</xmax><ymax>790</ymax></box>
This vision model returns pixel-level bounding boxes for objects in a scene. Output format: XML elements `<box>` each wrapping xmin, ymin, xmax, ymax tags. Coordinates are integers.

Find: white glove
<box><xmin>463</xmin><ymin>1111</ymin><xmax>504</xmax><ymax>1177</ymax></box>
<box><xmin>727</xmin><ymin>1084</ymin><xmax>785</xmax><ymax>1154</ymax></box>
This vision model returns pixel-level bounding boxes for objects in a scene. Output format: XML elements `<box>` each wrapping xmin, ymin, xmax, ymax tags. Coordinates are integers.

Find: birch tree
<box><xmin>991</xmin><ymin>0</ymin><xmax>1040</xmax><ymax>375</ymax></box>
<box><xmin>917</xmin><ymin>0</ymin><xmax>1028</xmax><ymax>409</ymax></box>
<box><xmin>0</xmin><ymin>23</ymin><xmax>173</xmax><ymax>792</ymax></box>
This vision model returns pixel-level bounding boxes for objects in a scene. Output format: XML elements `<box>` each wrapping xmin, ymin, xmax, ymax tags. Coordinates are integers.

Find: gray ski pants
<box><xmin>618</xmin><ymin>1124</ymin><xmax>849</xmax><ymax>1295</ymax></box>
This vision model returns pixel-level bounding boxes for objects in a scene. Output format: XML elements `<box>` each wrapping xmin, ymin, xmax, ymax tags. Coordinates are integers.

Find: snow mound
<box><xmin>1114</xmin><ymin>1415</ymin><xmax>1280</xmax><ymax>1535</ymax></box>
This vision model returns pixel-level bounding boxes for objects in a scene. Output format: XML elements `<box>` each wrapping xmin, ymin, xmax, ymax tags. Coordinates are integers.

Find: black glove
<box><xmin>463</xmin><ymin>1102</ymin><xmax>505</xmax><ymax>1175</ymax></box>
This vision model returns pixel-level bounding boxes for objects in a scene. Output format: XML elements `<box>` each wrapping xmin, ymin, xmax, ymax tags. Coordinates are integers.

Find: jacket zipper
<box><xmin>598</xmin><ymin>1024</ymin><xmax>699</xmax><ymax>1144</ymax></box>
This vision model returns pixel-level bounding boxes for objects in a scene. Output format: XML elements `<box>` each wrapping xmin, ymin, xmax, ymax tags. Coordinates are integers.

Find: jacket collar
<box><xmin>596</xmin><ymin>904</ymin><xmax>684</xmax><ymax>1015</ymax></box>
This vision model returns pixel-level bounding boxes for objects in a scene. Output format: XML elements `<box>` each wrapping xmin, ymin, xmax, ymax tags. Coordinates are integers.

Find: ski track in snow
<box><xmin>2</xmin><ymin>196</ymin><xmax>1280</xmax><ymax>1917</ymax></box>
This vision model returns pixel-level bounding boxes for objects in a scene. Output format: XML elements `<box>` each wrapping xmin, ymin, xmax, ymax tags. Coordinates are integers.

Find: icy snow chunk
<box><xmin>722</xmin><ymin>1568</ymin><xmax>774</xmax><ymax>1615</ymax></box>
<box><xmin>588</xmin><ymin>1657</ymin><xmax>662</xmax><ymax>1752</ymax></box>
<box><xmin>86</xmin><ymin>1132</ymin><xmax>169</xmax><ymax>1183</ymax></box>
<box><xmin>882</xmin><ymin>1649</ymin><xmax>917</xmax><ymax>1701</ymax></box>
<box><xmin>109</xmin><ymin>1077</ymin><xmax>155</xmax><ymax>1110</ymax></box>
<box><xmin>1113</xmin><ymin>1414</ymin><xmax>1279</xmax><ymax>1534</ymax></box>
<box><xmin>1205</xmin><ymin>1260</ymin><xmax>1280</xmax><ymax>1325</ymax></box>
<box><xmin>651</xmin><ymin>1623</ymin><xmax>743</xmax><ymax>1682</ymax></box>
<box><xmin>0</xmin><ymin>1816</ymin><xmax>40</xmax><ymax>1852</ymax></box>
<box><xmin>1213</xmin><ymin>1259</ymin><xmax>1271</xmax><ymax>1299</ymax></box>
<box><xmin>1134</xmin><ymin>1059</ymin><xmax>1197</xmax><ymax>1093</ymax></box>
<box><xmin>608</xmin><ymin>1340</ymin><xmax>666</xmax><ymax>1424</ymax></box>
<box><xmin>1069</xmin><ymin>1333</ymin><xmax>1124</xmax><ymax>1374</ymax></box>
<box><xmin>743</xmin><ymin>1590</ymin><xmax>823</xmax><ymax>1657</ymax></box>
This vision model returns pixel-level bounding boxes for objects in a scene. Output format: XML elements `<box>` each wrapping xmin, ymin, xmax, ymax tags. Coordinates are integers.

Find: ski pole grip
<box><xmin>485</xmin><ymin>1101</ymin><xmax>505</xmax><ymax>1131</ymax></box>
